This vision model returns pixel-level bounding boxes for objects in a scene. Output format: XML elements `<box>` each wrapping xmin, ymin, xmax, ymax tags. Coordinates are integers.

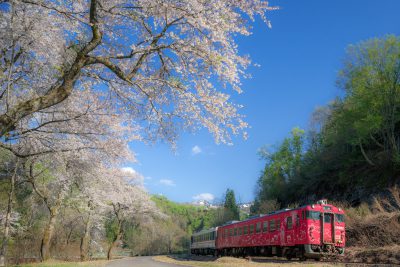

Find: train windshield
<box><xmin>335</xmin><ymin>214</ymin><xmax>345</xmax><ymax>223</ymax></box>
<box><xmin>306</xmin><ymin>211</ymin><xmax>321</xmax><ymax>220</ymax></box>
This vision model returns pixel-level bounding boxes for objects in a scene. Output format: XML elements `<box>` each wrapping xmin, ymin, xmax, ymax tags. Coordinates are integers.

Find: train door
<box><xmin>285</xmin><ymin>215</ymin><xmax>295</xmax><ymax>246</ymax></box>
<box><xmin>321</xmin><ymin>213</ymin><xmax>334</xmax><ymax>244</ymax></box>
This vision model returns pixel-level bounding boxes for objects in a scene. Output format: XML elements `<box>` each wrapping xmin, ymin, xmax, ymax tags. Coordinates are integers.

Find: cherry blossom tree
<box><xmin>70</xmin><ymin>163</ymin><xmax>154</xmax><ymax>261</ymax></box>
<box><xmin>101</xmin><ymin>167</ymin><xmax>159</xmax><ymax>260</ymax></box>
<box><xmin>0</xmin><ymin>0</ymin><xmax>277</xmax><ymax>145</ymax></box>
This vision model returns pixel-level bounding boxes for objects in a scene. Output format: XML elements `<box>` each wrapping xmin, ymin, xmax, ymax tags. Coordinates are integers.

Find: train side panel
<box><xmin>215</xmin><ymin>201</ymin><xmax>345</xmax><ymax>259</ymax></box>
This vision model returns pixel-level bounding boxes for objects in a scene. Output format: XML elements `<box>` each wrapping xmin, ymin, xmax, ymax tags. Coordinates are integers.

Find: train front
<box><xmin>303</xmin><ymin>199</ymin><xmax>345</xmax><ymax>259</ymax></box>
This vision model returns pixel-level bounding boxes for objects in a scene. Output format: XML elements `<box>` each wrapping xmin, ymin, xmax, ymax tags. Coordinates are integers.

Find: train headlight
<box><xmin>311</xmin><ymin>204</ymin><xmax>315</xmax><ymax>209</ymax></box>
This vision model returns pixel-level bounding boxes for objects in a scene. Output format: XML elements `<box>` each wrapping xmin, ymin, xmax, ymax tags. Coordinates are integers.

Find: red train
<box><xmin>190</xmin><ymin>199</ymin><xmax>345</xmax><ymax>260</ymax></box>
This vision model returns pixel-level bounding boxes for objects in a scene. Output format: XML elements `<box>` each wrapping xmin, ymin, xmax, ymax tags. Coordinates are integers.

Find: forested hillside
<box><xmin>252</xmin><ymin>36</ymin><xmax>400</xmax><ymax>211</ymax></box>
<box><xmin>251</xmin><ymin>36</ymin><xmax>400</xmax><ymax>264</ymax></box>
<box><xmin>125</xmin><ymin>189</ymin><xmax>243</xmax><ymax>256</ymax></box>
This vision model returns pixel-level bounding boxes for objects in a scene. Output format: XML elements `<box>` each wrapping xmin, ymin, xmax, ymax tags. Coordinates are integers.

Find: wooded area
<box><xmin>0</xmin><ymin>0</ymin><xmax>274</xmax><ymax>265</ymax></box>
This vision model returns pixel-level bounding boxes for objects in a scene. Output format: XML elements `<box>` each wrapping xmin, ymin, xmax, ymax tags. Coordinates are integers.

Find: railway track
<box><xmin>249</xmin><ymin>256</ymin><xmax>397</xmax><ymax>266</ymax></box>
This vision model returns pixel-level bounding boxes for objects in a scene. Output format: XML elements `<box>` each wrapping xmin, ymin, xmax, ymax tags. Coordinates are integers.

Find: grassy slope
<box><xmin>154</xmin><ymin>256</ymin><xmax>341</xmax><ymax>267</ymax></box>
<box><xmin>11</xmin><ymin>260</ymin><xmax>107</xmax><ymax>267</ymax></box>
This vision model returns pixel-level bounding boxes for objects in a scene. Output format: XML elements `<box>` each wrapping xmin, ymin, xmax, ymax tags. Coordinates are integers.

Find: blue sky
<box><xmin>127</xmin><ymin>0</ymin><xmax>400</xmax><ymax>203</ymax></box>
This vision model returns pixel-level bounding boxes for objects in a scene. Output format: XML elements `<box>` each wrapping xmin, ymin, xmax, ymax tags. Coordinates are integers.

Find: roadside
<box><xmin>153</xmin><ymin>255</ymin><xmax>344</xmax><ymax>267</ymax></box>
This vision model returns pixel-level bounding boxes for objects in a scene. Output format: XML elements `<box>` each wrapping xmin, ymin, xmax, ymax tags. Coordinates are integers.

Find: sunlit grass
<box><xmin>12</xmin><ymin>259</ymin><xmax>107</xmax><ymax>267</ymax></box>
<box><xmin>153</xmin><ymin>255</ymin><xmax>342</xmax><ymax>267</ymax></box>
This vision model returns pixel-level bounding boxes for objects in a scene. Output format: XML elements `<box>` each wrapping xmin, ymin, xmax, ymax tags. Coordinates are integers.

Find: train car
<box><xmin>190</xmin><ymin>227</ymin><xmax>218</xmax><ymax>256</ymax></box>
<box><xmin>215</xmin><ymin>200</ymin><xmax>345</xmax><ymax>260</ymax></box>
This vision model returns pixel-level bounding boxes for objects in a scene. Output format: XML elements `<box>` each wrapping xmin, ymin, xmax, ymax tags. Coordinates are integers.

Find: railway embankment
<box><xmin>338</xmin><ymin>186</ymin><xmax>400</xmax><ymax>265</ymax></box>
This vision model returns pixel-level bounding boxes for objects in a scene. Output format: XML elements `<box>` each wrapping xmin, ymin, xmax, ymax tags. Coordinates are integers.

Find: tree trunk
<box><xmin>0</xmin><ymin>160</ymin><xmax>18</xmax><ymax>267</ymax></box>
<box><xmin>80</xmin><ymin>214</ymin><xmax>92</xmax><ymax>261</ymax></box>
<box><xmin>359</xmin><ymin>140</ymin><xmax>375</xmax><ymax>166</ymax></box>
<box><xmin>107</xmin><ymin>221</ymin><xmax>122</xmax><ymax>260</ymax></box>
<box><xmin>107</xmin><ymin>244</ymin><xmax>113</xmax><ymax>261</ymax></box>
<box><xmin>40</xmin><ymin>211</ymin><xmax>57</xmax><ymax>261</ymax></box>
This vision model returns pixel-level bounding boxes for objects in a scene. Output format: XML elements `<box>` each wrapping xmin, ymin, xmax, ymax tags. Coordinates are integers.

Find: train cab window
<box><xmin>256</xmin><ymin>222</ymin><xmax>261</xmax><ymax>233</ymax></box>
<box><xmin>287</xmin><ymin>216</ymin><xmax>292</xmax><ymax>230</ymax></box>
<box><xmin>270</xmin><ymin>220</ymin><xmax>275</xmax><ymax>231</ymax></box>
<box><xmin>234</xmin><ymin>228</ymin><xmax>237</xmax><ymax>236</ymax></box>
<box><xmin>249</xmin><ymin>224</ymin><xmax>254</xmax><ymax>234</ymax></box>
<box><xmin>306</xmin><ymin>211</ymin><xmax>321</xmax><ymax>220</ymax></box>
<box><xmin>335</xmin><ymin>214</ymin><xmax>345</xmax><ymax>223</ymax></box>
<box><xmin>263</xmin><ymin>221</ymin><xmax>268</xmax><ymax>232</ymax></box>
<box><xmin>324</xmin><ymin>213</ymin><xmax>332</xmax><ymax>223</ymax></box>
<box><xmin>244</xmin><ymin>225</ymin><xmax>248</xmax><ymax>235</ymax></box>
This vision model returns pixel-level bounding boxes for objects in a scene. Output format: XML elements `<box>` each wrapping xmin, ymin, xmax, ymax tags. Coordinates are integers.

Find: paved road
<box><xmin>106</xmin><ymin>256</ymin><xmax>187</xmax><ymax>267</ymax></box>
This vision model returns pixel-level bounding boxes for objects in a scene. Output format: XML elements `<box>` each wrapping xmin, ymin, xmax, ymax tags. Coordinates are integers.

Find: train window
<box><xmin>249</xmin><ymin>224</ymin><xmax>254</xmax><ymax>234</ymax></box>
<box><xmin>270</xmin><ymin>220</ymin><xmax>275</xmax><ymax>231</ymax></box>
<box><xmin>302</xmin><ymin>210</ymin><xmax>305</xmax><ymax>220</ymax></box>
<box><xmin>229</xmin><ymin>228</ymin><xmax>233</xmax><ymax>236</ymax></box>
<box><xmin>323</xmin><ymin>206</ymin><xmax>331</xmax><ymax>210</ymax></box>
<box><xmin>296</xmin><ymin>215</ymin><xmax>300</xmax><ymax>227</ymax></box>
<box><xmin>224</xmin><ymin>229</ymin><xmax>228</xmax><ymax>238</ymax></box>
<box><xmin>287</xmin><ymin>216</ymin><xmax>292</xmax><ymax>230</ymax></box>
<box><xmin>256</xmin><ymin>222</ymin><xmax>261</xmax><ymax>233</ymax></box>
<box><xmin>335</xmin><ymin>214</ymin><xmax>345</xmax><ymax>223</ymax></box>
<box><xmin>234</xmin><ymin>228</ymin><xmax>237</xmax><ymax>236</ymax></box>
<box><xmin>324</xmin><ymin>213</ymin><xmax>332</xmax><ymax>223</ymax></box>
<box><xmin>306</xmin><ymin>211</ymin><xmax>321</xmax><ymax>220</ymax></box>
<box><xmin>238</xmin><ymin>227</ymin><xmax>242</xmax><ymax>236</ymax></box>
<box><xmin>244</xmin><ymin>225</ymin><xmax>248</xmax><ymax>235</ymax></box>
<box><xmin>263</xmin><ymin>221</ymin><xmax>268</xmax><ymax>232</ymax></box>
<box><xmin>276</xmin><ymin>219</ymin><xmax>280</xmax><ymax>230</ymax></box>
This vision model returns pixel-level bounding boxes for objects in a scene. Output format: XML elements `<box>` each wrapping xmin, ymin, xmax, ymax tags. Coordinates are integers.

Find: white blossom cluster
<box><xmin>0</xmin><ymin>0</ymin><xmax>277</xmax><ymax>146</ymax></box>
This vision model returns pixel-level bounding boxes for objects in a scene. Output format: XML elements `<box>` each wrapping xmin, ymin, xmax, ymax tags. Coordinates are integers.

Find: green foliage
<box><xmin>223</xmin><ymin>189</ymin><xmax>240</xmax><ymax>221</ymax></box>
<box><xmin>105</xmin><ymin>217</ymin><xmax>119</xmax><ymax>244</ymax></box>
<box><xmin>151</xmin><ymin>195</ymin><xmax>215</xmax><ymax>233</ymax></box>
<box><xmin>255</xmin><ymin>127</ymin><xmax>305</xmax><ymax>204</ymax></box>
<box><xmin>122</xmin><ymin>195</ymin><xmax>220</xmax><ymax>256</ymax></box>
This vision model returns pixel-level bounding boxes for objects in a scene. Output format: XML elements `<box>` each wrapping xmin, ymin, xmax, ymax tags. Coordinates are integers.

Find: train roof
<box><xmin>192</xmin><ymin>227</ymin><xmax>217</xmax><ymax>236</ymax></box>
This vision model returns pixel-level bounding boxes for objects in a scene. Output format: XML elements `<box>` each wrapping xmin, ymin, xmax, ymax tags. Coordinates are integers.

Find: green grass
<box><xmin>12</xmin><ymin>260</ymin><xmax>107</xmax><ymax>267</ymax></box>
